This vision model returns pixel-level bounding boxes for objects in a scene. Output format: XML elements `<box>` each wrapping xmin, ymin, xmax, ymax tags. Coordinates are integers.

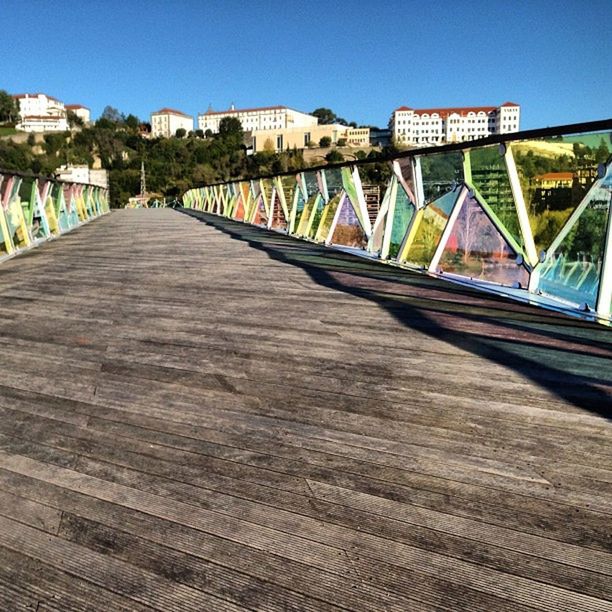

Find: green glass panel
<box><xmin>307</xmin><ymin>196</ymin><xmax>326</xmax><ymax>239</ymax></box>
<box><xmin>324</xmin><ymin>169</ymin><xmax>343</xmax><ymax>200</ymax></box>
<box><xmin>405</xmin><ymin>189</ymin><xmax>460</xmax><ymax>266</ymax></box>
<box><xmin>330</xmin><ymin>195</ymin><xmax>368</xmax><ymax>248</ymax></box>
<box><xmin>438</xmin><ymin>195</ymin><xmax>529</xmax><ymax>287</ymax></box>
<box><xmin>389</xmin><ymin>183</ymin><xmax>415</xmax><ymax>259</ymax></box>
<box><xmin>512</xmin><ymin>130</ymin><xmax>611</xmax><ymax>252</ymax></box>
<box><xmin>296</xmin><ymin>194</ymin><xmax>319</xmax><ymax>236</ymax></box>
<box><xmin>537</xmin><ymin>163</ymin><xmax>612</xmax><ymax>309</ymax></box>
<box><xmin>420</xmin><ymin>151</ymin><xmax>463</xmax><ymax>205</ymax></box>
<box><xmin>469</xmin><ymin>146</ymin><xmax>521</xmax><ymax>247</ymax></box>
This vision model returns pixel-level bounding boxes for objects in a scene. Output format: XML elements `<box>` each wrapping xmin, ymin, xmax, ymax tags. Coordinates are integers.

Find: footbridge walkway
<box><xmin>0</xmin><ymin>206</ymin><xmax>611</xmax><ymax>611</ymax></box>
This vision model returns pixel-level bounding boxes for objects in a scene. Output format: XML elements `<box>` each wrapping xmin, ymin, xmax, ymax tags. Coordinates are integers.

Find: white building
<box><xmin>66</xmin><ymin>104</ymin><xmax>91</xmax><ymax>124</ymax></box>
<box><xmin>13</xmin><ymin>93</ymin><xmax>68</xmax><ymax>132</ymax></box>
<box><xmin>150</xmin><ymin>108</ymin><xmax>194</xmax><ymax>138</ymax></box>
<box><xmin>198</xmin><ymin>104</ymin><xmax>318</xmax><ymax>134</ymax></box>
<box><xmin>390</xmin><ymin>102</ymin><xmax>520</xmax><ymax>146</ymax></box>
<box><xmin>55</xmin><ymin>164</ymin><xmax>108</xmax><ymax>188</ymax></box>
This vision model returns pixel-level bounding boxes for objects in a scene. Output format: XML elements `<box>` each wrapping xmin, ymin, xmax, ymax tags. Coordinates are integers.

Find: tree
<box><xmin>195</xmin><ymin>129</ymin><xmax>204</xmax><ymax>138</ymax></box>
<box><xmin>312</xmin><ymin>108</ymin><xmax>337</xmax><ymax>125</ymax></box>
<box><xmin>337</xmin><ymin>138</ymin><xmax>347</xmax><ymax>147</ymax></box>
<box><xmin>125</xmin><ymin>114</ymin><xmax>140</xmax><ymax>131</ymax></box>
<box><xmin>204</xmin><ymin>129</ymin><xmax>213</xmax><ymax>138</ymax></box>
<box><xmin>319</xmin><ymin>136</ymin><xmax>331</xmax><ymax>147</ymax></box>
<box><xmin>175</xmin><ymin>128</ymin><xmax>187</xmax><ymax>138</ymax></box>
<box><xmin>67</xmin><ymin>110</ymin><xmax>84</xmax><ymax>128</ymax></box>
<box><xmin>100</xmin><ymin>105</ymin><xmax>123</xmax><ymax>123</ymax></box>
<box><xmin>0</xmin><ymin>90</ymin><xmax>19</xmax><ymax>123</ymax></box>
<box><xmin>325</xmin><ymin>150</ymin><xmax>344</xmax><ymax>163</ymax></box>
<box><xmin>218</xmin><ymin>116</ymin><xmax>243</xmax><ymax>139</ymax></box>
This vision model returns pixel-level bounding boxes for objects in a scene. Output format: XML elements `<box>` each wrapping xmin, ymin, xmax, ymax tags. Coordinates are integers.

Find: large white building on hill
<box><xmin>198</xmin><ymin>104</ymin><xmax>318</xmax><ymax>134</ymax></box>
<box><xmin>13</xmin><ymin>93</ymin><xmax>69</xmax><ymax>132</ymax></box>
<box><xmin>150</xmin><ymin>108</ymin><xmax>194</xmax><ymax>138</ymax></box>
<box><xmin>390</xmin><ymin>102</ymin><xmax>520</xmax><ymax>146</ymax></box>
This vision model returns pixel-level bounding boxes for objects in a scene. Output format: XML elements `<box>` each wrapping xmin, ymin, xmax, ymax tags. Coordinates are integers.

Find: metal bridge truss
<box><xmin>183</xmin><ymin>120</ymin><xmax>612</xmax><ymax>324</ymax></box>
<box><xmin>0</xmin><ymin>170</ymin><xmax>109</xmax><ymax>262</ymax></box>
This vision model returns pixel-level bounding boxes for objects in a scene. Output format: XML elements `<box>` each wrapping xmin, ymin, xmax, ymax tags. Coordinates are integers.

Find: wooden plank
<box><xmin>0</xmin><ymin>208</ymin><xmax>610</xmax><ymax>611</ymax></box>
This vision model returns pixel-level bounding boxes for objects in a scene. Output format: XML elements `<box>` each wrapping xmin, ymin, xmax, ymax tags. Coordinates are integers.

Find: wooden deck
<box><xmin>0</xmin><ymin>207</ymin><xmax>611</xmax><ymax>611</ymax></box>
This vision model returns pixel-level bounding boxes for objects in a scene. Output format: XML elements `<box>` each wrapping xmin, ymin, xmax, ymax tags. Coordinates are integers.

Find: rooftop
<box><xmin>152</xmin><ymin>107</ymin><xmax>192</xmax><ymax>118</ymax></box>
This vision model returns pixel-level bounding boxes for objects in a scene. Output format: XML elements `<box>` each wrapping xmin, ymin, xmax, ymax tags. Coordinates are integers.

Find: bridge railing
<box><xmin>0</xmin><ymin>169</ymin><xmax>109</xmax><ymax>262</ymax></box>
<box><xmin>182</xmin><ymin>119</ymin><xmax>612</xmax><ymax>323</ymax></box>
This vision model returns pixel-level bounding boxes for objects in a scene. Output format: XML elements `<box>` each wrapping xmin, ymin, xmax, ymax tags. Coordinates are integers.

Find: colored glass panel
<box><xmin>330</xmin><ymin>196</ymin><xmax>368</xmax><ymax>248</ymax></box>
<box><xmin>512</xmin><ymin>131</ymin><xmax>611</xmax><ymax>252</ymax></box>
<box><xmin>404</xmin><ymin>189</ymin><xmax>460</xmax><ymax>266</ymax></box>
<box><xmin>304</xmin><ymin>171</ymin><xmax>319</xmax><ymax>197</ymax></box>
<box><xmin>296</xmin><ymin>194</ymin><xmax>319</xmax><ymax>236</ymax></box>
<box><xmin>395</xmin><ymin>158</ymin><xmax>416</xmax><ymax>199</ymax></box>
<box><xmin>438</xmin><ymin>195</ymin><xmax>529</xmax><ymax>287</ymax></box>
<box><xmin>270</xmin><ymin>191</ymin><xmax>288</xmax><ymax>231</ymax></box>
<box><xmin>307</xmin><ymin>196</ymin><xmax>326</xmax><ymax>239</ymax></box>
<box><xmin>389</xmin><ymin>183</ymin><xmax>415</xmax><ymax>259</ymax></box>
<box><xmin>468</xmin><ymin>146</ymin><xmax>521</xmax><ymax>247</ymax></box>
<box><xmin>420</xmin><ymin>151</ymin><xmax>463</xmax><ymax>205</ymax></box>
<box><xmin>324</xmin><ymin>169</ymin><xmax>343</xmax><ymax>200</ymax></box>
<box><xmin>316</xmin><ymin>193</ymin><xmax>343</xmax><ymax>242</ymax></box>
<box><xmin>261</xmin><ymin>179</ymin><xmax>273</xmax><ymax>209</ymax></box>
<box><xmin>537</xmin><ymin>163</ymin><xmax>612</xmax><ymax>309</ymax></box>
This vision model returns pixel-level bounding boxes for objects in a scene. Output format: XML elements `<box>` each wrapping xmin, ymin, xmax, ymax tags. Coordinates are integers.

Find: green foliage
<box><xmin>0</xmin><ymin>90</ymin><xmax>19</xmax><ymax>123</ymax></box>
<box><xmin>319</xmin><ymin>136</ymin><xmax>332</xmax><ymax>148</ymax></box>
<box><xmin>312</xmin><ymin>108</ymin><xmax>337</xmax><ymax>125</ymax></box>
<box><xmin>325</xmin><ymin>150</ymin><xmax>344</xmax><ymax>163</ymax></box>
<box><xmin>337</xmin><ymin>138</ymin><xmax>347</xmax><ymax>147</ymax></box>
<box><xmin>175</xmin><ymin>128</ymin><xmax>187</xmax><ymax>138</ymax></box>
<box><xmin>67</xmin><ymin>110</ymin><xmax>84</xmax><ymax>128</ymax></box>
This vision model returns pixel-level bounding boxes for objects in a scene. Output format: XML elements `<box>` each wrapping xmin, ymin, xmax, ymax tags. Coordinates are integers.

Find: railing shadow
<box><xmin>179</xmin><ymin>209</ymin><xmax>612</xmax><ymax>421</ymax></box>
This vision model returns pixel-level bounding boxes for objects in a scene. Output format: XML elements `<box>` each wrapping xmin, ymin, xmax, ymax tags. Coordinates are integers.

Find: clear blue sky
<box><xmin>1</xmin><ymin>0</ymin><xmax>610</xmax><ymax>129</ymax></box>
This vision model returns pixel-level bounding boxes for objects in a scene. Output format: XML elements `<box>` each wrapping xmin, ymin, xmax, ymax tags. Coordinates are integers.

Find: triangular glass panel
<box><xmin>537</xmin><ymin>162</ymin><xmax>612</xmax><ymax>309</ymax></box>
<box><xmin>252</xmin><ymin>195</ymin><xmax>269</xmax><ymax>227</ymax></box>
<box><xmin>438</xmin><ymin>195</ymin><xmax>529</xmax><ymax>287</ymax></box>
<box><xmin>511</xmin><ymin>130</ymin><xmax>612</xmax><ymax>252</ymax></box>
<box><xmin>233</xmin><ymin>193</ymin><xmax>246</xmax><ymax>221</ymax></box>
<box><xmin>403</xmin><ymin>189</ymin><xmax>460</xmax><ymax>267</ymax></box>
<box><xmin>389</xmin><ymin>182</ymin><xmax>416</xmax><ymax>259</ymax></box>
<box><xmin>270</xmin><ymin>190</ymin><xmax>288</xmax><ymax>231</ymax></box>
<box><xmin>296</xmin><ymin>194</ymin><xmax>319</xmax><ymax>236</ymax></box>
<box><xmin>468</xmin><ymin>146</ymin><xmax>522</xmax><ymax>249</ymax></box>
<box><xmin>330</xmin><ymin>194</ymin><xmax>368</xmax><ymax>248</ymax></box>
<box><xmin>316</xmin><ymin>193</ymin><xmax>343</xmax><ymax>242</ymax></box>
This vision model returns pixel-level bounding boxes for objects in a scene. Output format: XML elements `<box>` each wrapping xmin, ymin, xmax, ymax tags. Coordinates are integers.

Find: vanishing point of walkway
<box><xmin>0</xmin><ymin>208</ymin><xmax>611</xmax><ymax>611</ymax></box>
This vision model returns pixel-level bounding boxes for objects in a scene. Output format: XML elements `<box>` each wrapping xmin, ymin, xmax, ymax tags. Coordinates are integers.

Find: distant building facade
<box><xmin>390</xmin><ymin>102</ymin><xmax>520</xmax><ymax>146</ymax></box>
<box><xmin>150</xmin><ymin>108</ymin><xmax>194</xmax><ymax>138</ymax></box>
<box><xmin>55</xmin><ymin>164</ymin><xmax>109</xmax><ymax>188</ymax></box>
<box><xmin>13</xmin><ymin>93</ymin><xmax>68</xmax><ymax>132</ymax></box>
<box><xmin>198</xmin><ymin>104</ymin><xmax>318</xmax><ymax>134</ymax></box>
<box><xmin>66</xmin><ymin>104</ymin><xmax>91</xmax><ymax>124</ymax></box>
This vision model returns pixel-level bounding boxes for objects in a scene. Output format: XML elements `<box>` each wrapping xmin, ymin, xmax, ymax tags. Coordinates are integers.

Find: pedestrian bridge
<box><xmin>0</xmin><ymin>121</ymin><xmax>611</xmax><ymax>611</ymax></box>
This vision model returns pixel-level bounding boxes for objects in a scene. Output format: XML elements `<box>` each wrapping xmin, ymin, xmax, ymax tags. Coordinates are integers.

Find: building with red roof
<box><xmin>390</xmin><ymin>102</ymin><xmax>520</xmax><ymax>147</ymax></box>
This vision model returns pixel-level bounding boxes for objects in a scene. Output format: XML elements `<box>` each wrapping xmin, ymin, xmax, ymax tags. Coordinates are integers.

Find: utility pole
<box><xmin>140</xmin><ymin>161</ymin><xmax>146</xmax><ymax>198</ymax></box>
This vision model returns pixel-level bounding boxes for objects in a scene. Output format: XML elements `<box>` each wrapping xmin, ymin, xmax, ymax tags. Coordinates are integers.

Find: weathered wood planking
<box><xmin>0</xmin><ymin>207</ymin><xmax>610</xmax><ymax>612</ymax></box>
